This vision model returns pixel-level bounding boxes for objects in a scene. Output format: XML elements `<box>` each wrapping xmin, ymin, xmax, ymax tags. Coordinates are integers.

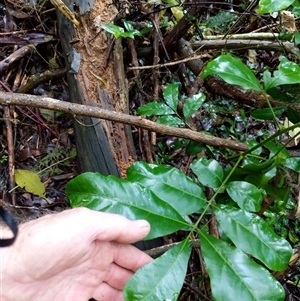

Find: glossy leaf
<box><xmin>66</xmin><ymin>173</ymin><xmax>191</xmax><ymax>240</ymax></box>
<box><xmin>126</xmin><ymin>162</ymin><xmax>206</xmax><ymax>215</ymax></box>
<box><xmin>124</xmin><ymin>238</ymin><xmax>191</xmax><ymax>301</ymax></box>
<box><xmin>251</xmin><ymin>107</ymin><xmax>286</xmax><ymax>120</ymax></box>
<box><xmin>202</xmin><ymin>54</ymin><xmax>262</xmax><ymax>91</ymax></box>
<box><xmin>15</xmin><ymin>169</ymin><xmax>45</xmax><ymax>198</ymax></box>
<box><xmin>215</xmin><ymin>205</ymin><xmax>292</xmax><ymax>271</ymax></box>
<box><xmin>226</xmin><ymin>181</ymin><xmax>263</xmax><ymax>212</ymax></box>
<box><xmin>281</xmin><ymin>157</ymin><xmax>300</xmax><ymax>172</ymax></box>
<box><xmin>191</xmin><ymin>157</ymin><xmax>223</xmax><ymax>188</ymax></box>
<box><xmin>246</xmin><ymin>140</ymin><xmax>262</xmax><ymax>156</ymax></box>
<box><xmin>101</xmin><ymin>23</ymin><xmax>124</xmax><ymax>38</ymax></box>
<box><xmin>200</xmin><ymin>231</ymin><xmax>286</xmax><ymax>301</ymax></box>
<box><xmin>183</xmin><ymin>93</ymin><xmax>206</xmax><ymax>120</ymax></box>
<box><xmin>258</xmin><ymin>0</ymin><xmax>295</xmax><ymax>14</ymax></box>
<box><xmin>263</xmin><ymin>57</ymin><xmax>300</xmax><ymax>91</ymax></box>
<box><xmin>156</xmin><ymin>115</ymin><xmax>184</xmax><ymax>127</ymax></box>
<box><xmin>163</xmin><ymin>82</ymin><xmax>180</xmax><ymax>111</ymax></box>
<box><xmin>101</xmin><ymin>22</ymin><xmax>141</xmax><ymax>39</ymax></box>
<box><xmin>137</xmin><ymin>101</ymin><xmax>174</xmax><ymax>116</ymax></box>
<box><xmin>123</xmin><ymin>20</ymin><xmax>134</xmax><ymax>32</ymax></box>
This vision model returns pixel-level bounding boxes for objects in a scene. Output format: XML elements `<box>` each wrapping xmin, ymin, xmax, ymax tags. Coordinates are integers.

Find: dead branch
<box><xmin>0</xmin><ymin>45</ymin><xmax>34</xmax><ymax>74</ymax></box>
<box><xmin>191</xmin><ymin>39</ymin><xmax>298</xmax><ymax>54</ymax></box>
<box><xmin>163</xmin><ymin>0</ymin><xmax>210</xmax><ymax>50</ymax></box>
<box><xmin>4</xmin><ymin>106</ymin><xmax>16</xmax><ymax>205</ymax></box>
<box><xmin>17</xmin><ymin>68</ymin><xmax>66</xmax><ymax>93</ymax></box>
<box><xmin>204</xmin><ymin>75</ymin><xmax>300</xmax><ymax>112</ymax></box>
<box><xmin>0</xmin><ymin>91</ymin><xmax>249</xmax><ymax>152</ymax></box>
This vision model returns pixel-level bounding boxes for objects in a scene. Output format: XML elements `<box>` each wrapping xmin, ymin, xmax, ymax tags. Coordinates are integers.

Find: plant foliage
<box><xmin>65</xmin><ymin>4</ymin><xmax>300</xmax><ymax>297</ymax></box>
<box><xmin>137</xmin><ymin>82</ymin><xmax>206</xmax><ymax>127</ymax></box>
<box><xmin>66</xmin><ymin>159</ymin><xmax>292</xmax><ymax>300</ymax></box>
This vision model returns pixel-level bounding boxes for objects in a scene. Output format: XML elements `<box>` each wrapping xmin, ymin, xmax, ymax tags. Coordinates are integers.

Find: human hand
<box><xmin>1</xmin><ymin>207</ymin><xmax>152</xmax><ymax>301</ymax></box>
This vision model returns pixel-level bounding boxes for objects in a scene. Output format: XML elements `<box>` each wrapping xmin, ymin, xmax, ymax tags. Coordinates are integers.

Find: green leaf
<box><xmin>263</xmin><ymin>56</ymin><xmax>300</xmax><ymax>91</ymax></box>
<box><xmin>262</xmin><ymin>70</ymin><xmax>273</xmax><ymax>91</ymax></box>
<box><xmin>205</xmin><ymin>10</ymin><xmax>236</xmax><ymax>28</ymax></box>
<box><xmin>163</xmin><ymin>82</ymin><xmax>180</xmax><ymax>111</ymax></box>
<box><xmin>101</xmin><ymin>23</ymin><xmax>124</xmax><ymax>38</ymax></box>
<box><xmin>123</xmin><ymin>20</ymin><xmax>134</xmax><ymax>32</ymax></box>
<box><xmin>101</xmin><ymin>21</ymin><xmax>141</xmax><ymax>39</ymax></box>
<box><xmin>126</xmin><ymin>162</ymin><xmax>206</xmax><ymax>215</ymax></box>
<box><xmin>258</xmin><ymin>0</ymin><xmax>296</xmax><ymax>14</ymax></box>
<box><xmin>183</xmin><ymin>93</ymin><xmax>206</xmax><ymax>120</ymax></box>
<box><xmin>121</xmin><ymin>30</ymin><xmax>141</xmax><ymax>39</ymax></box>
<box><xmin>15</xmin><ymin>169</ymin><xmax>45</xmax><ymax>198</ymax></box>
<box><xmin>281</xmin><ymin>157</ymin><xmax>300</xmax><ymax>172</ymax></box>
<box><xmin>202</xmin><ymin>54</ymin><xmax>262</xmax><ymax>91</ymax></box>
<box><xmin>137</xmin><ymin>101</ymin><xmax>174</xmax><ymax>116</ymax></box>
<box><xmin>156</xmin><ymin>115</ymin><xmax>185</xmax><ymax>126</ymax></box>
<box><xmin>191</xmin><ymin>157</ymin><xmax>223</xmax><ymax>188</ymax></box>
<box><xmin>293</xmin><ymin>1</ymin><xmax>300</xmax><ymax>17</ymax></box>
<box><xmin>247</xmin><ymin>140</ymin><xmax>262</xmax><ymax>156</ymax></box>
<box><xmin>66</xmin><ymin>173</ymin><xmax>191</xmax><ymax>240</ymax></box>
<box><xmin>215</xmin><ymin>205</ymin><xmax>292</xmax><ymax>271</ymax></box>
<box><xmin>199</xmin><ymin>231</ymin><xmax>286</xmax><ymax>301</ymax></box>
<box><xmin>186</xmin><ymin>140</ymin><xmax>205</xmax><ymax>155</ymax></box>
<box><xmin>294</xmin><ymin>32</ymin><xmax>300</xmax><ymax>45</ymax></box>
<box><xmin>124</xmin><ymin>238</ymin><xmax>192</xmax><ymax>301</ymax></box>
<box><xmin>250</xmin><ymin>107</ymin><xmax>286</xmax><ymax>120</ymax></box>
<box><xmin>226</xmin><ymin>181</ymin><xmax>263</xmax><ymax>212</ymax></box>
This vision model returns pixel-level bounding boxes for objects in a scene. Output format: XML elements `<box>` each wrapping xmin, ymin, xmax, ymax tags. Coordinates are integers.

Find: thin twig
<box><xmin>4</xmin><ymin>106</ymin><xmax>16</xmax><ymax>205</ymax></box>
<box><xmin>127</xmin><ymin>53</ymin><xmax>206</xmax><ymax>71</ymax></box>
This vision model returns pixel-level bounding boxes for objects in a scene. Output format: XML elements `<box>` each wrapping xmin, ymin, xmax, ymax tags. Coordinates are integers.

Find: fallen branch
<box><xmin>0</xmin><ymin>45</ymin><xmax>34</xmax><ymax>74</ymax></box>
<box><xmin>0</xmin><ymin>91</ymin><xmax>249</xmax><ymax>152</ymax></box>
<box><xmin>203</xmin><ymin>33</ymin><xmax>279</xmax><ymax>40</ymax></box>
<box><xmin>191</xmin><ymin>40</ymin><xmax>298</xmax><ymax>54</ymax></box>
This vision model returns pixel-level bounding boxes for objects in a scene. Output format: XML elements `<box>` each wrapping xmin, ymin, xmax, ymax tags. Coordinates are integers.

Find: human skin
<box><xmin>1</xmin><ymin>207</ymin><xmax>152</xmax><ymax>301</ymax></box>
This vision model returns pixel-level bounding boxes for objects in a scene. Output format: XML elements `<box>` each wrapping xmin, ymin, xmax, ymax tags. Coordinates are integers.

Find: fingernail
<box><xmin>134</xmin><ymin>220</ymin><xmax>150</xmax><ymax>228</ymax></box>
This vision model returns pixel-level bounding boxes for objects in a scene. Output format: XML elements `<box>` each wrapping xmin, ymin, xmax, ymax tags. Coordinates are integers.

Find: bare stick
<box><xmin>0</xmin><ymin>91</ymin><xmax>249</xmax><ymax>152</ymax></box>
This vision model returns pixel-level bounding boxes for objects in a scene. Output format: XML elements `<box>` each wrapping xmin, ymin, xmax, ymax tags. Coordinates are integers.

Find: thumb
<box><xmin>78</xmin><ymin>209</ymin><xmax>151</xmax><ymax>244</ymax></box>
